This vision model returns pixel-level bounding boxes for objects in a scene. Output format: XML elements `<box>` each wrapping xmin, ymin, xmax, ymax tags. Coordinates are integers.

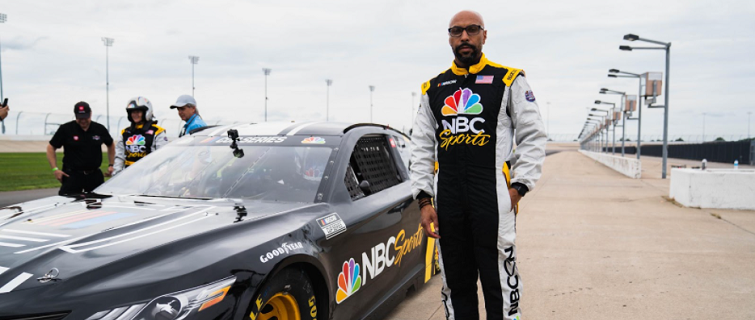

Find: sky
<box><xmin>1</xmin><ymin>0</ymin><xmax>754</xmax><ymax>140</ymax></box>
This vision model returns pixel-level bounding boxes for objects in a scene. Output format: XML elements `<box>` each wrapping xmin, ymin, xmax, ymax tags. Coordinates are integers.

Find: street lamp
<box><xmin>369</xmin><ymin>85</ymin><xmax>375</xmax><ymax>123</ymax></box>
<box><xmin>189</xmin><ymin>56</ymin><xmax>199</xmax><ymax>97</ymax></box>
<box><xmin>608</xmin><ymin>69</ymin><xmax>644</xmax><ymax>159</ymax></box>
<box><xmin>621</xmin><ymin>33</ymin><xmax>671</xmax><ymax>178</ymax></box>
<box><xmin>601</xmin><ymin>88</ymin><xmax>627</xmax><ymax>156</ymax></box>
<box><xmin>101</xmin><ymin>37</ymin><xmax>114</xmax><ymax>131</ymax></box>
<box><xmin>0</xmin><ymin>13</ymin><xmax>6</xmax><ymax>104</ymax></box>
<box><xmin>594</xmin><ymin>102</ymin><xmax>616</xmax><ymax>154</ymax></box>
<box><xmin>326</xmin><ymin>79</ymin><xmax>333</xmax><ymax>121</ymax></box>
<box><xmin>263</xmin><ymin>68</ymin><xmax>271</xmax><ymax>122</ymax></box>
<box><xmin>0</xmin><ymin>13</ymin><xmax>6</xmax><ymax>134</ymax></box>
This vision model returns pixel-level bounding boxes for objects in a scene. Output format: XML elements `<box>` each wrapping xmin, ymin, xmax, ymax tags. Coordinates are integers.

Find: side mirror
<box><xmin>359</xmin><ymin>180</ymin><xmax>371</xmax><ymax>196</ymax></box>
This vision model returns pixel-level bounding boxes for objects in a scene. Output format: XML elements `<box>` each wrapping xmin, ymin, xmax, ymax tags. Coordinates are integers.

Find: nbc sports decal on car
<box><xmin>335</xmin><ymin>224</ymin><xmax>425</xmax><ymax>304</ymax></box>
<box><xmin>439</xmin><ymin>88</ymin><xmax>490</xmax><ymax>150</ymax></box>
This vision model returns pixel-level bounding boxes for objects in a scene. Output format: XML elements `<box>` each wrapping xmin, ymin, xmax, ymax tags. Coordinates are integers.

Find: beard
<box><xmin>453</xmin><ymin>43</ymin><xmax>481</xmax><ymax>67</ymax></box>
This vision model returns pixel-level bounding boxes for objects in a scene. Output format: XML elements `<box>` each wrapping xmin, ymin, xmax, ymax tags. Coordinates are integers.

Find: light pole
<box><xmin>189</xmin><ymin>56</ymin><xmax>199</xmax><ymax>97</ymax></box>
<box><xmin>369</xmin><ymin>85</ymin><xmax>375</xmax><ymax>123</ymax></box>
<box><xmin>263</xmin><ymin>68</ymin><xmax>271</xmax><ymax>122</ymax></box>
<box><xmin>596</xmin><ymin>102</ymin><xmax>617</xmax><ymax>155</ymax></box>
<box><xmin>101</xmin><ymin>37</ymin><xmax>114</xmax><ymax>131</ymax></box>
<box><xmin>0</xmin><ymin>13</ymin><xmax>6</xmax><ymax>134</ymax></box>
<box><xmin>591</xmin><ymin>107</ymin><xmax>611</xmax><ymax>153</ymax></box>
<box><xmin>588</xmin><ymin>116</ymin><xmax>606</xmax><ymax>152</ymax></box>
<box><xmin>621</xmin><ymin>33</ymin><xmax>671</xmax><ymax>178</ymax></box>
<box><xmin>601</xmin><ymin>89</ymin><xmax>626</xmax><ymax>156</ymax></box>
<box><xmin>326</xmin><ymin>79</ymin><xmax>332</xmax><ymax>121</ymax></box>
<box><xmin>608</xmin><ymin>69</ymin><xmax>644</xmax><ymax>159</ymax></box>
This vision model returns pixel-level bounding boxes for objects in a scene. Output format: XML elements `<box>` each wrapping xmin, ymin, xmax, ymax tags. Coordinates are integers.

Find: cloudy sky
<box><xmin>1</xmin><ymin>0</ymin><xmax>753</xmax><ymax>140</ymax></box>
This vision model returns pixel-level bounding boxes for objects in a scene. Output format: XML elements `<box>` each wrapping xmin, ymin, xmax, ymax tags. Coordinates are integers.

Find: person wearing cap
<box><xmin>46</xmin><ymin>102</ymin><xmax>116</xmax><ymax>196</ymax></box>
<box><xmin>113</xmin><ymin>96</ymin><xmax>168</xmax><ymax>175</ymax></box>
<box><xmin>170</xmin><ymin>94</ymin><xmax>207</xmax><ymax>137</ymax></box>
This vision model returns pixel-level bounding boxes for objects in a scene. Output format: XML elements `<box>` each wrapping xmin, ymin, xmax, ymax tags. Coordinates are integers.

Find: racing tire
<box><xmin>247</xmin><ymin>267</ymin><xmax>319</xmax><ymax>320</ymax></box>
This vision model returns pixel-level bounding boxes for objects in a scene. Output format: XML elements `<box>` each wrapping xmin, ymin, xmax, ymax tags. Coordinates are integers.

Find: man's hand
<box><xmin>105</xmin><ymin>166</ymin><xmax>114</xmax><ymax>177</ymax></box>
<box><xmin>0</xmin><ymin>105</ymin><xmax>8</xmax><ymax>121</ymax></box>
<box><xmin>420</xmin><ymin>205</ymin><xmax>440</xmax><ymax>239</ymax></box>
<box><xmin>508</xmin><ymin>187</ymin><xmax>522</xmax><ymax>211</ymax></box>
<box><xmin>54</xmin><ymin>169</ymin><xmax>69</xmax><ymax>182</ymax></box>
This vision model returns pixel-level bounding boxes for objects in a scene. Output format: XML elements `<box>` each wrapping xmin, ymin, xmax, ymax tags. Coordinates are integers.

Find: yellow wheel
<box><xmin>249</xmin><ymin>268</ymin><xmax>319</xmax><ymax>320</ymax></box>
<box><xmin>257</xmin><ymin>293</ymin><xmax>301</xmax><ymax>320</ymax></box>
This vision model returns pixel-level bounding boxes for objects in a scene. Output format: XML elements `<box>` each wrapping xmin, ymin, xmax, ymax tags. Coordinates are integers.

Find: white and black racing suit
<box><xmin>410</xmin><ymin>53</ymin><xmax>547</xmax><ymax>320</ymax></box>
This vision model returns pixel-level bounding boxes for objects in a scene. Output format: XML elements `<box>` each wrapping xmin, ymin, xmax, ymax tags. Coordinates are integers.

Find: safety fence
<box><xmin>613</xmin><ymin>140</ymin><xmax>754</xmax><ymax>165</ymax></box>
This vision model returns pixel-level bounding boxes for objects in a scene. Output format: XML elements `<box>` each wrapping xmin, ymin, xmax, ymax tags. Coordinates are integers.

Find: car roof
<box><xmin>193</xmin><ymin>121</ymin><xmax>408</xmax><ymax>138</ymax></box>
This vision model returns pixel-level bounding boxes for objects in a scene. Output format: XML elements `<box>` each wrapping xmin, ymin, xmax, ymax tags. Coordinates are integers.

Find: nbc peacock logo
<box><xmin>441</xmin><ymin>88</ymin><xmax>483</xmax><ymax>116</ymax></box>
<box><xmin>126</xmin><ymin>135</ymin><xmax>146</xmax><ymax>146</ymax></box>
<box><xmin>335</xmin><ymin>258</ymin><xmax>362</xmax><ymax>304</ymax></box>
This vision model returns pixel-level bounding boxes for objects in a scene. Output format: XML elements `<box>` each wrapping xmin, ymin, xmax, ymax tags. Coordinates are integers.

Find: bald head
<box><xmin>449</xmin><ymin>10</ymin><xmax>485</xmax><ymax>28</ymax></box>
<box><xmin>448</xmin><ymin>10</ymin><xmax>487</xmax><ymax>68</ymax></box>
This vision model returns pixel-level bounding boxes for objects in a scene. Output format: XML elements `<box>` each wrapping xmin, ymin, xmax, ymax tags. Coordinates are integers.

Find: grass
<box><xmin>0</xmin><ymin>152</ymin><xmax>110</xmax><ymax>192</ymax></box>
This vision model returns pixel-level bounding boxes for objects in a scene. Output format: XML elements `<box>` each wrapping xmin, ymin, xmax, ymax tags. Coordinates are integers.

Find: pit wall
<box><xmin>578</xmin><ymin>150</ymin><xmax>641</xmax><ymax>179</ymax></box>
<box><xmin>669</xmin><ymin>168</ymin><xmax>755</xmax><ymax>210</ymax></box>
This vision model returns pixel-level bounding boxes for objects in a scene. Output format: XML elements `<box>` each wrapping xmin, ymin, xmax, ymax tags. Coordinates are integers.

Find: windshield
<box><xmin>97</xmin><ymin>142</ymin><xmax>332</xmax><ymax>203</ymax></box>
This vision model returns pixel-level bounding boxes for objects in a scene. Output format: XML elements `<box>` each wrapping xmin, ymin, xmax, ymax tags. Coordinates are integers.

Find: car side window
<box><xmin>344</xmin><ymin>135</ymin><xmax>402</xmax><ymax>200</ymax></box>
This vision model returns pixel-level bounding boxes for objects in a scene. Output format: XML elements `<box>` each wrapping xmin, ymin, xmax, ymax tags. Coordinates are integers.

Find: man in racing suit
<box><xmin>114</xmin><ymin>97</ymin><xmax>168</xmax><ymax>175</ymax></box>
<box><xmin>410</xmin><ymin>10</ymin><xmax>546</xmax><ymax>320</ymax></box>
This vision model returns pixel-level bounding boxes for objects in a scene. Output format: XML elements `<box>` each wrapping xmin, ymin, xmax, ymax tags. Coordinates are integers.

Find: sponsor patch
<box><xmin>475</xmin><ymin>75</ymin><xmax>494</xmax><ymax>84</ymax></box>
<box><xmin>146</xmin><ymin>130</ymin><xmax>154</xmax><ymax>135</ymax></box>
<box><xmin>73</xmin><ymin>136</ymin><xmax>79</xmax><ymax>141</ymax></box>
<box><xmin>437</xmin><ymin>79</ymin><xmax>457</xmax><ymax>87</ymax></box>
<box><xmin>92</xmin><ymin>135</ymin><xmax>101</xmax><ymax>141</ymax></box>
<box><xmin>525</xmin><ymin>90</ymin><xmax>536</xmax><ymax>102</ymax></box>
<box><xmin>317</xmin><ymin>213</ymin><xmax>346</xmax><ymax>240</ymax></box>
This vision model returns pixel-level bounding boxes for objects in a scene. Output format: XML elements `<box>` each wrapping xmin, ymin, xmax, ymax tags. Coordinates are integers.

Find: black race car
<box><xmin>0</xmin><ymin>122</ymin><xmax>438</xmax><ymax>320</ymax></box>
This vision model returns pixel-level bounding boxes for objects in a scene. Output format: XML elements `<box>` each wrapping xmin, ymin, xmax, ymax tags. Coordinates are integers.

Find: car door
<box><xmin>326</xmin><ymin>133</ymin><xmax>416</xmax><ymax>319</ymax></box>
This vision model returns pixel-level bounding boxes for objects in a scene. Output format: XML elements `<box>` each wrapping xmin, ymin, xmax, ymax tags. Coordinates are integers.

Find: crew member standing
<box><xmin>410</xmin><ymin>11</ymin><xmax>546</xmax><ymax>320</ymax></box>
<box><xmin>113</xmin><ymin>97</ymin><xmax>167</xmax><ymax>175</ymax></box>
<box><xmin>170</xmin><ymin>94</ymin><xmax>207</xmax><ymax>137</ymax></box>
<box><xmin>47</xmin><ymin>102</ymin><xmax>116</xmax><ymax>195</ymax></box>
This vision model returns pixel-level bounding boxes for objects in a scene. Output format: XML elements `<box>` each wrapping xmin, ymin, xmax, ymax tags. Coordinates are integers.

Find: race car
<box><xmin>0</xmin><ymin>122</ymin><xmax>438</xmax><ymax>320</ymax></box>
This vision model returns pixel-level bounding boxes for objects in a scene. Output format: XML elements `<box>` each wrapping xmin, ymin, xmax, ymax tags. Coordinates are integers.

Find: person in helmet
<box><xmin>113</xmin><ymin>97</ymin><xmax>168</xmax><ymax>175</ymax></box>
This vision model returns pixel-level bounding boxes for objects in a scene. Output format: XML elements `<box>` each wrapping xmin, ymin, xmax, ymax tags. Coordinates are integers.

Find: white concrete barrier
<box><xmin>579</xmin><ymin>150</ymin><xmax>642</xmax><ymax>179</ymax></box>
<box><xmin>670</xmin><ymin>168</ymin><xmax>755</xmax><ymax>210</ymax></box>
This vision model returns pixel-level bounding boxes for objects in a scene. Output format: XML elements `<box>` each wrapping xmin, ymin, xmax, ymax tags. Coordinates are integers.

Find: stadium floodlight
<box><xmin>262</xmin><ymin>68</ymin><xmax>271</xmax><ymax>121</ymax></box>
<box><xmin>189</xmin><ymin>56</ymin><xmax>199</xmax><ymax>97</ymax></box>
<box><xmin>102</xmin><ymin>37</ymin><xmax>115</xmax><ymax>131</ymax></box>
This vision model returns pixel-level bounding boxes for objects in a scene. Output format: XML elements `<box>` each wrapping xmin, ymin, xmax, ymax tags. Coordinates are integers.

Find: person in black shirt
<box><xmin>46</xmin><ymin>101</ymin><xmax>116</xmax><ymax>196</ymax></box>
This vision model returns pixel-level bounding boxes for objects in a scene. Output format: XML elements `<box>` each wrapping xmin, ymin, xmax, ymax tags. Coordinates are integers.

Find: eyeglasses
<box><xmin>448</xmin><ymin>25</ymin><xmax>484</xmax><ymax>37</ymax></box>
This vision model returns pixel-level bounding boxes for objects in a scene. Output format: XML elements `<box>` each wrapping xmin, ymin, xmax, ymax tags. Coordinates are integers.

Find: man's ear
<box><xmin>483</xmin><ymin>30</ymin><xmax>487</xmax><ymax>45</ymax></box>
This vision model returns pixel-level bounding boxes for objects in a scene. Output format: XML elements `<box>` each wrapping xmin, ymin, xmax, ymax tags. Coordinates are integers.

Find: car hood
<box><xmin>0</xmin><ymin>196</ymin><xmax>311</xmax><ymax>295</ymax></box>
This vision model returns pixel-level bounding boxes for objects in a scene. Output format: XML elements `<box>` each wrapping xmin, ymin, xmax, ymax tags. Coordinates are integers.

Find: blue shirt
<box><xmin>180</xmin><ymin>114</ymin><xmax>207</xmax><ymax>137</ymax></box>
